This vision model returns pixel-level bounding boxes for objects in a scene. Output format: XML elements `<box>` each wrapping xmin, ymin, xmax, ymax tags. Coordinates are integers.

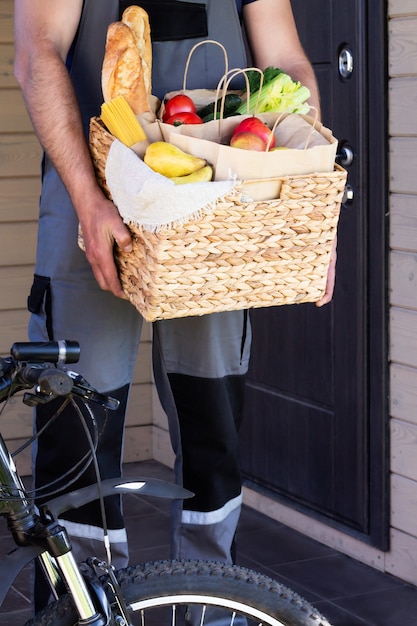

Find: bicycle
<box><xmin>0</xmin><ymin>340</ymin><xmax>332</xmax><ymax>626</ymax></box>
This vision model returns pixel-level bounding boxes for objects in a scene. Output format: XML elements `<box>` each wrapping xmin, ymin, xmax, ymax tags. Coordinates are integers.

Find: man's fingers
<box><xmin>92</xmin><ymin>261</ymin><xmax>126</xmax><ymax>298</ymax></box>
<box><xmin>85</xmin><ymin>239</ymin><xmax>126</xmax><ymax>298</ymax></box>
<box><xmin>316</xmin><ymin>240</ymin><xmax>337</xmax><ymax>307</ymax></box>
<box><xmin>113</xmin><ymin>223</ymin><xmax>133</xmax><ymax>253</ymax></box>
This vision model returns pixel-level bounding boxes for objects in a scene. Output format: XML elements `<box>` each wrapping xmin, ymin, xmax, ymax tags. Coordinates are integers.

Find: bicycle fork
<box><xmin>37</xmin><ymin>528</ymin><xmax>106</xmax><ymax>624</ymax></box>
<box><xmin>37</xmin><ymin>546</ymin><xmax>134</xmax><ymax>626</ymax></box>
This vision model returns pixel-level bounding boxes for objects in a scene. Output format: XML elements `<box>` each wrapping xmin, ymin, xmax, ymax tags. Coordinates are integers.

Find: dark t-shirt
<box><xmin>236</xmin><ymin>0</ymin><xmax>258</xmax><ymax>17</ymax></box>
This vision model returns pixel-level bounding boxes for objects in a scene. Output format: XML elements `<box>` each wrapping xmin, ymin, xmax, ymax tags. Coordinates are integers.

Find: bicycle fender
<box><xmin>0</xmin><ymin>544</ymin><xmax>44</xmax><ymax>607</ymax></box>
<box><xmin>44</xmin><ymin>477</ymin><xmax>194</xmax><ymax>518</ymax></box>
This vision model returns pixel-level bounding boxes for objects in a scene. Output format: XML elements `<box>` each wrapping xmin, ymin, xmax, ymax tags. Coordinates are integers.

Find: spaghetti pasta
<box><xmin>101</xmin><ymin>96</ymin><xmax>147</xmax><ymax>146</ymax></box>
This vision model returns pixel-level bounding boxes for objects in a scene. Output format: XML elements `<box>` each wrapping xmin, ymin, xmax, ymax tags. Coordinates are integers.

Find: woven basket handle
<box><xmin>182</xmin><ymin>40</ymin><xmax>229</xmax><ymax>91</ymax></box>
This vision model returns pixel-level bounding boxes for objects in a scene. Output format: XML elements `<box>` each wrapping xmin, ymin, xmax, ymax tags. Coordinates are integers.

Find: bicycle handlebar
<box><xmin>0</xmin><ymin>341</ymin><xmax>119</xmax><ymax>410</ymax></box>
<box><xmin>20</xmin><ymin>365</ymin><xmax>74</xmax><ymax>396</ymax></box>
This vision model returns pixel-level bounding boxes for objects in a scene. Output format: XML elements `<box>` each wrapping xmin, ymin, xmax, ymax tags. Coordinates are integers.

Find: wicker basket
<box><xmin>88</xmin><ymin>116</ymin><xmax>347</xmax><ymax>321</ymax></box>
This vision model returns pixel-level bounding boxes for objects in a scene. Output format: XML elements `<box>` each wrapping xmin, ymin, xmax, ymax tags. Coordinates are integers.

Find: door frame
<box><xmin>365</xmin><ymin>0</ymin><xmax>390</xmax><ymax>550</ymax></box>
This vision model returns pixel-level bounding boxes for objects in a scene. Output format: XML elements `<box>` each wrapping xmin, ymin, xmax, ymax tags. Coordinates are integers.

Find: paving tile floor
<box><xmin>2</xmin><ymin>460</ymin><xmax>417</xmax><ymax>625</ymax></box>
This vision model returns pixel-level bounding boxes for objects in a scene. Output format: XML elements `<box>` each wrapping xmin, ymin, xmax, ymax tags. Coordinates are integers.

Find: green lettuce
<box><xmin>236</xmin><ymin>67</ymin><xmax>311</xmax><ymax>115</ymax></box>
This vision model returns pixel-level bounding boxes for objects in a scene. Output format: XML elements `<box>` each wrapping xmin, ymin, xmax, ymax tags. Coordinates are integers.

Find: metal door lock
<box><xmin>342</xmin><ymin>183</ymin><xmax>354</xmax><ymax>206</ymax></box>
<box><xmin>338</xmin><ymin>47</ymin><xmax>354</xmax><ymax>79</ymax></box>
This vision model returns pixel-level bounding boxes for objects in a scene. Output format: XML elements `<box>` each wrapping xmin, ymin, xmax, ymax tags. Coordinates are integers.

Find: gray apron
<box><xmin>30</xmin><ymin>0</ymin><xmax>252</xmax><ymax>589</ymax></box>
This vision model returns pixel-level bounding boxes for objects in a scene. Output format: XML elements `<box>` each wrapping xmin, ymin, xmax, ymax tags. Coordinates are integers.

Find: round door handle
<box><xmin>336</xmin><ymin>144</ymin><xmax>355</xmax><ymax>167</ymax></box>
<box><xmin>338</xmin><ymin>47</ymin><xmax>354</xmax><ymax>79</ymax></box>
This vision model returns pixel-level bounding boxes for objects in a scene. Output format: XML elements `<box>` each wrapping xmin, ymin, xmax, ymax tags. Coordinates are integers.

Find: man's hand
<box><xmin>80</xmin><ymin>194</ymin><xmax>132</xmax><ymax>299</ymax></box>
<box><xmin>316</xmin><ymin>236</ymin><xmax>337</xmax><ymax>307</ymax></box>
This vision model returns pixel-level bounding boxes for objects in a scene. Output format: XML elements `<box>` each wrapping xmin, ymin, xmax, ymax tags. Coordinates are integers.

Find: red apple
<box><xmin>229</xmin><ymin>131</ymin><xmax>267</xmax><ymax>151</ymax></box>
<box><xmin>231</xmin><ymin>117</ymin><xmax>276</xmax><ymax>149</ymax></box>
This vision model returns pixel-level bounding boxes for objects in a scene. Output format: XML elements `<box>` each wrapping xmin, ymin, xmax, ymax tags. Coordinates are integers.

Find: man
<box><xmin>14</xmin><ymin>0</ymin><xmax>332</xmax><ymax>608</ymax></box>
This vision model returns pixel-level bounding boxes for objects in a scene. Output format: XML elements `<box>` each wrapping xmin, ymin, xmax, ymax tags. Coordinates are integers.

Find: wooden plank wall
<box><xmin>386</xmin><ymin>0</ymin><xmax>417</xmax><ymax>585</ymax></box>
<box><xmin>0</xmin><ymin>0</ymin><xmax>154</xmax><ymax>475</ymax></box>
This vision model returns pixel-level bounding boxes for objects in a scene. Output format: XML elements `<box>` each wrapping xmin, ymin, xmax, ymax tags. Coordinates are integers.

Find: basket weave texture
<box><xmin>88</xmin><ymin>117</ymin><xmax>347</xmax><ymax>321</ymax></box>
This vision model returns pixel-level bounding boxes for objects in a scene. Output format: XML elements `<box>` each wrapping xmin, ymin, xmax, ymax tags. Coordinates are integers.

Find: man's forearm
<box><xmin>282</xmin><ymin>57</ymin><xmax>321</xmax><ymax>116</ymax></box>
<box><xmin>16</xmin><ymin>41</ymin><xmax>101</xmax><ymax>217</ymax></box>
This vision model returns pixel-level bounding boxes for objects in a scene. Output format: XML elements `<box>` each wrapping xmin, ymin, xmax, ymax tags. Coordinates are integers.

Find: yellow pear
<box><xmin>170</xmin><ymin>165</ymin><xmax>213</xmax><ymax>185</ymax></box>
<box><xmin>144</xmin><ymin>142</ymin><xmax>206</xmax><ymax>177</ymax></box>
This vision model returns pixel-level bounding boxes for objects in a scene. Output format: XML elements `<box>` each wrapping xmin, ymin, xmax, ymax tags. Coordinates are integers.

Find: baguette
<box><xmin>121</xmin><ymin>5</ymin><xmax>152</xmax><ymax>96</ymax></box>
<box><xmin>101</xmin><ymin>7</ymin><xmax>152</xmax><ymax>114</ymax></box>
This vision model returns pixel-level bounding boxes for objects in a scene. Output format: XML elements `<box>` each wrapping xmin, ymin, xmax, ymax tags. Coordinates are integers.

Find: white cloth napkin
<box><xmin>105</xmin><ymin>139</ymin><xmax>236</xmax><ymax>231</ymax></box>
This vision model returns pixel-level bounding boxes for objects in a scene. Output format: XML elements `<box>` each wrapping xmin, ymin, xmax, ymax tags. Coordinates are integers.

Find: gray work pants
<box><xmin>30</xmin><ymin>263</ymin><xmax>251</xmax><ymax>569</ymax></box>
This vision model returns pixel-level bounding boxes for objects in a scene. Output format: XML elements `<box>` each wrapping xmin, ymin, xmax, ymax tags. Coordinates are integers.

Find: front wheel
<box><xmin>27</xmin><ymin>559</ymin><xmax>332</xmax><ymax>626</ymax></box>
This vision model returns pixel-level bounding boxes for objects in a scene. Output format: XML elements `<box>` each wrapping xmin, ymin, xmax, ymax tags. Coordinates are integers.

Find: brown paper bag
<box><xmin>158</xmin><ymin>53</ymin><xmax>338</xmax><ymax>200</ymax></box>
<box><xmin>129</xmin><ymin>95</ymin><xmax>164</xmax><ymax>157</ymax></box>
<box><xmin>159</xmin><ymin>112</ymin><xmax>338</xmax><ymax>200</ymax></box>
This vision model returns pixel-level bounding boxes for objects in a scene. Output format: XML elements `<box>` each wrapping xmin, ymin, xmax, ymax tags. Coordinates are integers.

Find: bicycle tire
<box><xmin>26</xmin><ymin>559</ymin><xmax>332</xmax><ymax>626</ymax></box>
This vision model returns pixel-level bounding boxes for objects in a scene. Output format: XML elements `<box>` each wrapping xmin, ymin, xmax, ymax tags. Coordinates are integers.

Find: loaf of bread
<box><xmin>121</xmin><ymin>6</ymin><xmax>152</xmax><ymax>96</ymax></box>
<box><xmin>101</xmin><ymin>6</ymin><xmax>152</xmax><ymax>114</ymax></box>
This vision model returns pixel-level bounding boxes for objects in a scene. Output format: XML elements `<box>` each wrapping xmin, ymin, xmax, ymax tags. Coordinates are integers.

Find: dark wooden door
<box><xmin>240</xmin><ymin>0</ymin><xmax>389</xmax><ymax>548</ymax></box>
